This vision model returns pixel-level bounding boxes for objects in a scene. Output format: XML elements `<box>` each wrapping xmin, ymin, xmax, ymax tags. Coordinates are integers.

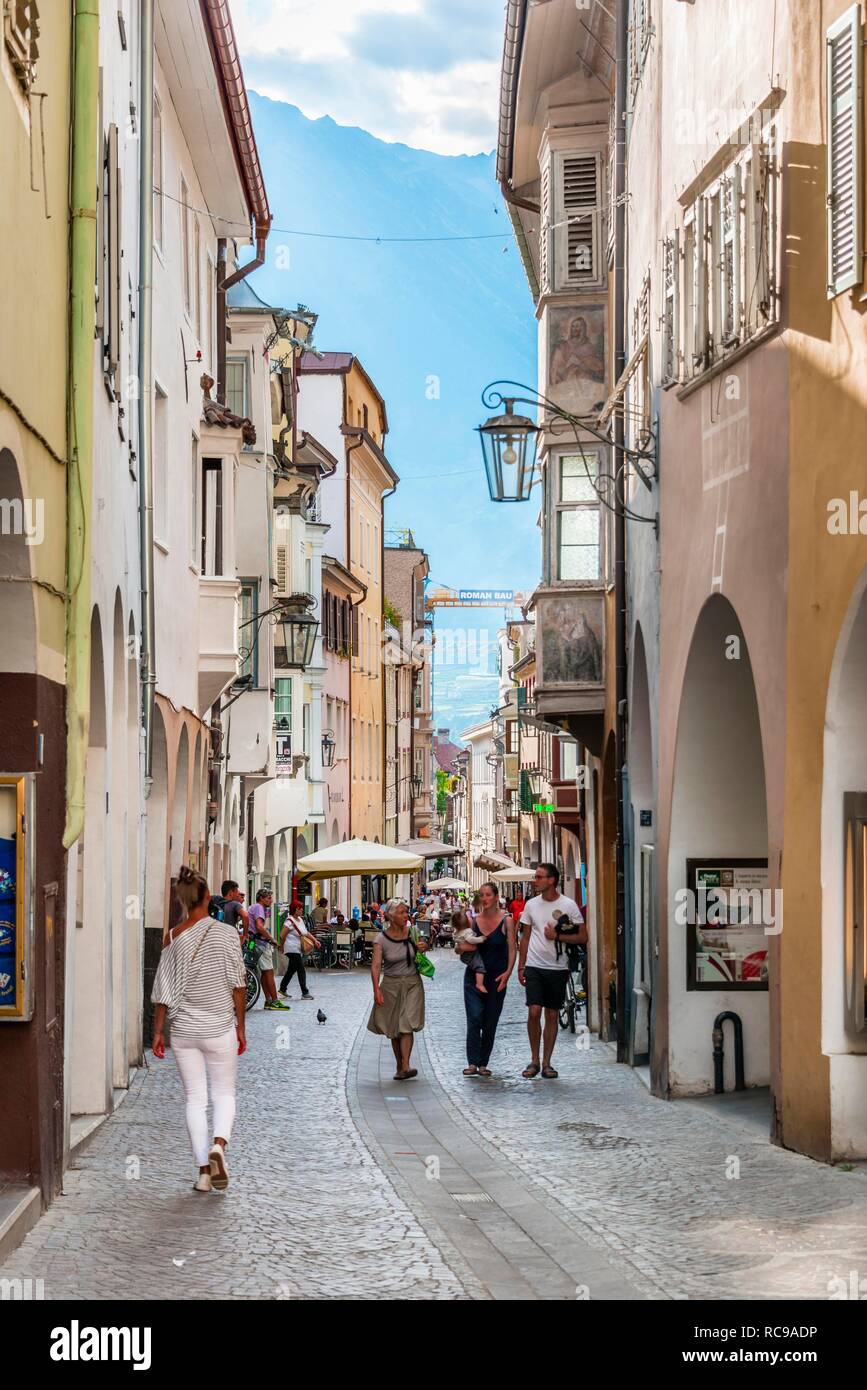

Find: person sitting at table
<box><xmin>330</xmin><ymin>910</ymin><xmax>346</xmax><ymax>928</ymax></box>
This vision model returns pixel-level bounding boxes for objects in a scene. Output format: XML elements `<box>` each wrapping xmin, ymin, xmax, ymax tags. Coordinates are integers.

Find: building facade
<box><xmin>498</xmin><ymin>0</ymin><xmax>867</xmax><ymax>1160</ymax></box>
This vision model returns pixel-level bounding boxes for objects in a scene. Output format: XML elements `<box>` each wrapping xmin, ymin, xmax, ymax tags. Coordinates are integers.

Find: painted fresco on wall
<box><xmin>538</xmin><ymin>592</ymin><xmax>604</xmax><ymax>686</ymax></box>
<box><xmin>548</xmin><ymin>306</ymin><xmax>605</xmax><ymax>388</ymax></box>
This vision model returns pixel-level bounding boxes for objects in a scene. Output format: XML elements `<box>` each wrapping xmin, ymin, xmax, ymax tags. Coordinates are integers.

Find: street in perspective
<box><xmin>0</xmin><ymin>0</ymin><xmax>866</xmax><ymax>1361</ymax></box>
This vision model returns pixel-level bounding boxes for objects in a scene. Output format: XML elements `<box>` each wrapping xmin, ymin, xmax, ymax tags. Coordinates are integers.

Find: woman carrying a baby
<box><xmin>454</xmin><ymin>881</ymin><xmax>517</xmax><ymax>1077</ymax></box>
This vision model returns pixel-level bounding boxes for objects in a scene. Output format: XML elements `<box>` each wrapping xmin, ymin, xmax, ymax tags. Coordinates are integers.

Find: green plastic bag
<box><xmin>415</xmin><ymin>950</ymin><xmax>436</xmax><ymax>979</ymax></box>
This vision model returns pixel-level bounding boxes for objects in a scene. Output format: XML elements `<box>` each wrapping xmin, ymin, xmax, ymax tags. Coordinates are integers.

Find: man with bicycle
<box><xmin>247</xmin><ymin>889</ymin><xmax>288</xmax><ymax>1011</ymax></box>
<box><xmin>517</xmin><ymin>864</ymin><xmax>586</xmax><ymax>1079</ymax></box>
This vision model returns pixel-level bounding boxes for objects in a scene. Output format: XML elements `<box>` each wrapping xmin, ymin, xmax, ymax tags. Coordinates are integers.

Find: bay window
<box><xmin>554</xmin><ymin>452</ymin><xmax>602</xmax><ymax>583</ymax></box>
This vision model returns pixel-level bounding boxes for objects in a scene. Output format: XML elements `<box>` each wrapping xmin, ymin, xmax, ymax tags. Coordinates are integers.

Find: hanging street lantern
<box><xmin>476</xmin><ymin>395</ymin><xmax>538</xmax><ymax>503</ymax></box>
<box><xmin>411</xmin><ymin>774</ymin><xmax>423</xmax><ymax>800</ymax></box>
<box><xmin>321</xmin><ymin>729</ymin><xmax>336</xmax><ymax>768</ymax></box>
<box><xmin>274</xmin><ymin>594</ymin><xmax>319</xmax><ymax>670</ymax></box>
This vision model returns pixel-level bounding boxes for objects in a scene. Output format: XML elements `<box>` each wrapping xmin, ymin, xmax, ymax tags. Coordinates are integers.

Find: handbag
<box><xmin>300</xmin><ymin>932</ymin><xmax>318</xmax><ymax>955</ymax></box>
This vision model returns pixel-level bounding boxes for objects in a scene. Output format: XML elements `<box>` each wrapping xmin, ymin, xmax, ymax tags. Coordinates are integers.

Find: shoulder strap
<box><xmin>190</xmin><ymin>919</ymin><xmax>215</xmax><ymax>964</ymax></box>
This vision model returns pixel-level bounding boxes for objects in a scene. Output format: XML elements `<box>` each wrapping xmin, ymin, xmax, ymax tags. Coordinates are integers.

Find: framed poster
<box><xmin>685</xmin><ymin>857</ymin><xmax>770</xmax><ymax>992</ymax></box>
<box><xmin>0</xmin><ymin>774</ymin><xmax>34</xmax><ymax>1021</ymax></box>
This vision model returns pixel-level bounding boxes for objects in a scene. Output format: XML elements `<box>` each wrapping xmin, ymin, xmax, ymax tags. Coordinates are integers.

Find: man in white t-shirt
<box><xmin>518</xmin><ymin>863</ymin><xmax>586</xmax><ymax>1079</ymax></box>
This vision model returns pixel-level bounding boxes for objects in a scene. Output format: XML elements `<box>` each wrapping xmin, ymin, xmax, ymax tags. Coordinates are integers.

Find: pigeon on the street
<box><xmin>316</xmin><ymin>1009</ymin><xmax>327</xmax><ymax>1024</ymax></box>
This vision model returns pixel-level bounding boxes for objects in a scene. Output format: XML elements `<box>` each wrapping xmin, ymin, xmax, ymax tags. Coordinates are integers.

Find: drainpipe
<box><xmin>138</xmin><ymin>0</ymin><xmax>156</xmax><ymax>794</ymax></box>
<box><xmin>614</xmin><ymin>0</ymin><xmax>629</xmax><ymax>1059</ymax></box>
<box><xmin>63</xmin><ymin>0</ymin><xmax>100</xmax><ymax>848</ymax></box>
<box><xmin>380</xmin><ymin>477</ymin><xmax>398</xmax><ymax>839</ymax></box>
<box><xmin>216</xmin><ymin>238</ymin><xmax>227</xmax><ymax>406</ymax></box>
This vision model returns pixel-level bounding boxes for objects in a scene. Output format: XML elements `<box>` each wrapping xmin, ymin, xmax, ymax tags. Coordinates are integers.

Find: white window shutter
<box><xmin>540</xmin><ymin>159</ymin><xmax>552</xmax><ymax>296</ymax></box>
<box><xmin>693</xmin><ymin>197</ymin><xmax>708</xmax><ymax>367</ymax></box>
<box><xmin>275</xmin><ymin>542</ymin><xmax>288</xmax><ymax>595</ymax></box>
<box><xmin>553</xmin><ymin>151</ymin><xmax>601</xmax><ymax>289</ymax></box>
<box><xmin>827</xmin><ymin>3</ymin><xmax>863</xmax><ymax>297</ymax></box>
<box><xmin>662</xmin><ymin>230</ymin><xmax>679</xmax><ymax>383</ymax></box>
<box><xmin>719</xmin><ymin>167</ymin><xmax>740</xmax><ymax>344</ymax></box>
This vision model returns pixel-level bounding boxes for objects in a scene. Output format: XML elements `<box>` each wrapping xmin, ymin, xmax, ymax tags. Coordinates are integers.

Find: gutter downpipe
<box><xmin>63</xmin><ymin>0</ymin><xmax>100</xmax><ymax>848</ymax></box>
<box><xmin>614</xmin><ymin>0</ymin><xmax>629</xmax><ymax>1061</ymax></box>
<box><xmin>138</xmin><ymin>0</ymin><xmax>156</xmax><ymax>800</ymax></box>
<box><xmin>345</xmin><ymin>430</ymin><xmax>365</xmax><ymax>844</ymax></box>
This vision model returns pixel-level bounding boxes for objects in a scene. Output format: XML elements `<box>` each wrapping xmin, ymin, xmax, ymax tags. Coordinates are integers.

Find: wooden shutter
<box><xmin>540</xmin><ymin>158</ymin><xmax>552</xmax><ymax>296</ymax></box>
<box><xmin>692</xmin><ymin>197</ymin><xmax>708</xmax><ymax>368</ymax></box>
<box><xmin>553</xmin><ymin>151</ymin><xmax>601</xmax><ymax>289</ymax></box>
<box><xmin>662</xmin><ymin>230</ymin><xmax>679</xmax><ymax>383</ymax></box>
<box><xmin>718</xmin><ymin>167</ymin><xmax>740</xmax><ymax>344</ymax></box>
<box><xmin>107</xmin><ymin>122</ymin><xmax>121</xmax><ymax>378</ymax></box>
<box><xmin>275</xmin><ymin>542</ymin><xmax>289</xmax><ymax>595</ymax></box>
<box><xmin>827</xmin><ymin>3</ymin><xmax>863</xmax><ymax>297</ymax></box>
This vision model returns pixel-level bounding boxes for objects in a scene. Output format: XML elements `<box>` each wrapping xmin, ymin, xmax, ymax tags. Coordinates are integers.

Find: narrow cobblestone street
<box><xmin>3</xmin><ymin>952</ymin><xmax>867</xmax><ymax>1301</ymax></box>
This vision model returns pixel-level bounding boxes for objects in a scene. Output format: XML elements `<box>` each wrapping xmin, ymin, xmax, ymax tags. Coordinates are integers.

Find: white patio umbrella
<box><xmin>426</xmin><ymin>876</ymin><xmax>471</xmax><ymax>891</ymax></box>
<box><xmin>295</xmin><ymin>837</ymin><xmax>424</xmax><ymax>880</ymax></box>
<box><xmin>491</xmin><ymin>865</ymin><xmax>536</xmax><ymax>883</ymax></box>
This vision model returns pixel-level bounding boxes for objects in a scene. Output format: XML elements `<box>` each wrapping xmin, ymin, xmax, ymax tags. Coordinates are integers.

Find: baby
<box><xmin>453</xmin><ymin>912</ymin><xmax>488</xmax><ymax>994</ymax></box>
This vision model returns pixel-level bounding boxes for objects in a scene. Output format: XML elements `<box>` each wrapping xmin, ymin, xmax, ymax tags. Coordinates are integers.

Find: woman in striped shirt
<box><xmin>152</xmin><ymin>866</ymin><xmax>247</xmax><ymax>1193</ymax></box>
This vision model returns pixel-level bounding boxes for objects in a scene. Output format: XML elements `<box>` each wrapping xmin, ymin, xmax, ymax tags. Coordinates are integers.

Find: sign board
<box><xmin>533</xmin><ymin>802</ymin><xmax>555</xmax><ymax>813</ymax></box>
<box><xmin>0</xmin><ymin>775</ymin><xmax>34</xmax><ymax>1022</ymax></box>
<box><xmin>685</xmin><ymin>858</ymin><xmax>770</xmax><ymax>992</ymax></box>
<box><xmin>640</xmin><ymin>809</ymin><xmax>652</xmax><ymax>827</ymax></box>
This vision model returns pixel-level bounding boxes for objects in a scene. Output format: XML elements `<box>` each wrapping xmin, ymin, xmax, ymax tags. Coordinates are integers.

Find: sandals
<box><xmin>394</xmin><ymin>1068</ymin><xmax>418</xmax><ymax>1081</ymax></box>
<box><xmin>541</xmin><ymin>1065</ymin><xmax>559</xmax><ymax>1079</ymax></box>
<box><xmin>478</xmin><ymin>1067</ymin><xmax>492</xmax><ymax>1077</ymax></box>
<box><xmin>463</xmin><ymin>1065</ymin><xmax>479</xmax><ymax>1076</ymax></box>
<box><xmin>522</xmin><ymin>1062</ymin><xmax>541</xmax><ymax>1078</ymax></box>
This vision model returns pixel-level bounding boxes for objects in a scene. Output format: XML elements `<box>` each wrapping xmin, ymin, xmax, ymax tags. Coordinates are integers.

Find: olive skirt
<box><xmin>367</xmin><ymin>974</ymin><xmax>425</xmax><ymax>1038</ymax></box>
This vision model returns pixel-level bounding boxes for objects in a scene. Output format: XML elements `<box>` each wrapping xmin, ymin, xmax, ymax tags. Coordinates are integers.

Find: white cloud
<box><xmin>229</xmin><ymin>0</ymin><xmax>501</xmax><ymax>155</ymax></box>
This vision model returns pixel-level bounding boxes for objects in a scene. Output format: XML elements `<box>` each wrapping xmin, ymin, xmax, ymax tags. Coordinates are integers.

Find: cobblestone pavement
<box><xmin>0</xmin><ymin>970</ymin><xmax>469</xmax><ymax>1301</ymax></box>
<box><xmin>420</xmin><ymin>952</ymin><xmax>867</xmax><ymax>1300</ymax></box>
<box><xmin>2</xmin><ymin>951</ymin><xmax>866</xmax><ymax>1300</ymax></box>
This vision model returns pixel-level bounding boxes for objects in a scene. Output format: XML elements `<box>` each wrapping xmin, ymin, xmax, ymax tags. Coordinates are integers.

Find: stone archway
<box><xmin>71</xmin><ymin>608</ymin><xmax>110</xmax><ymax>1117</ymax></box>
<box><xmin>821</xmin><ymin>568</ymin><xmax>867</xmax><ymax>1156</ymax></box>
<box><xmin>667</xmin><ymin>595</ymin><xmax>769</xmax><ymax>1095</ymax></box>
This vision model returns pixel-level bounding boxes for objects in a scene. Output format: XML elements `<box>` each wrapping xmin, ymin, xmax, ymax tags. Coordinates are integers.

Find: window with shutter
<box><xmin>827</xmin><ymin>4</ymin><xmax>863</xmax><ymax>297</ymax></box>
<box><xmin>4</xmin><ymin>0</ymin><xmax>39</xmax><ymax>93</ymax></box>
<box><xmin>275</xmin><ymin>543</ymin><xmax>288</xmax><ymax>595</ymax></box>
<box><xmin>717</xmin><ymin>169</ymin><xmax>740</xmax><ymax>346</ymax></box>
<box><xmin>107</xmin><ymin>123</ymin><xmax>121</xmax><ymax>381</ymax></box>
<box><xmin>662</xmin><ymin>231</ymin><xmax>680</xmax><ymax>385</ymax></box>
<box><xmin>553</xmin><ymin>151</ymin><xmax>602</xmax><ymax>290</ymax></box>
<box><xmin>540</xmin><ymin>160</ymin><xmax>552</xmax><ymax>296</ymax></box>
<box><xmin>692</xmin><ymin>197</ymin><xmax>708</xmax><ymax>370</ymax></box>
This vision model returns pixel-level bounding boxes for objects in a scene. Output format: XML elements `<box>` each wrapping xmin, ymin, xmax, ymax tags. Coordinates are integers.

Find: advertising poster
<box><xmin>686</xmin><ymin>858</ymin><xmax>770</xmax><ymax>991</ymax></box>
<box><xmin>0</xmin><ymin>780</ymin><xmax>20</xmax><ymax>1014</ymax></box>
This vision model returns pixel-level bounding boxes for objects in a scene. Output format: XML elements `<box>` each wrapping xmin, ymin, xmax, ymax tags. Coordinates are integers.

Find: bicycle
<box><xmin>242</xmin><ymin>939</ymin><xmax>263</xmax><ymax>1012</ymax></box>
<box><xmin>559</xmin><ymin>945</ymin><xmax>588</xmax><ymax>1034</ymax></box>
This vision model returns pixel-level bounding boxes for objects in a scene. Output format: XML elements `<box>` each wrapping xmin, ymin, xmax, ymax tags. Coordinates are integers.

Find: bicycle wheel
<box><xmin>245</xmin><ymin>965</ymin><xmax>261</xmax><ymax>1012</ymax></box>
<box><xmin>558</xmin><ymin>976</ymin><xmax>573</xmax><ymax>1030</ymax></box>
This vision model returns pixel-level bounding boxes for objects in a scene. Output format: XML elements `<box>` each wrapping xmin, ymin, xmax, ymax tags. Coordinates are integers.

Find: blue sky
<box><xmin>233</xmin><ymin>3</ymin><xmax>538</xmax><ymax>739</ymax></box>
<box><xmin>231</xmin><ymin>0</ymin><xmax>506</xmax><ymax>155</ymax></box>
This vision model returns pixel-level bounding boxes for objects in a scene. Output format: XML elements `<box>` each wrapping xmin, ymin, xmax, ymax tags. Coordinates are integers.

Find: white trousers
<box><xmin>172</xmin><ymin>1028</ymin><xmax>238</xmax><ymax>1166</ymax></box>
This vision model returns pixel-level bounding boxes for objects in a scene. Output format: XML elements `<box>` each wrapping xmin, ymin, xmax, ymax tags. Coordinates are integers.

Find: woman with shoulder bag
<box><xmin>278</xmin><ymin>899</ymin><xmax>314</xmax><ymax>1001</ymax></box>
<box><xmin>367</xmin><ymin>899</ymin><xmax>430</xmax><ymax>1081</ymax></box>
<box><xmin>151</xmin><ymin>866</ymin><xmax>247</xmax><ymax>1193</ymax></box>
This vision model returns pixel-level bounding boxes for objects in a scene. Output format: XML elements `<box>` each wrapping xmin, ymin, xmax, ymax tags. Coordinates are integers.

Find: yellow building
<box><xmin>344</xmin><ymin>361</ymin><xmax>397</xmax><ymax>848</ymax></box>
<box><xmin>0</xmin><ymin>2</ymin><xmax>71</xmax><ymax>1203</ymax></box>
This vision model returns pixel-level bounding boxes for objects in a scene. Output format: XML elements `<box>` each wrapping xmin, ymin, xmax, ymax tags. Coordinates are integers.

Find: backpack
<box><xmin>208</xmin><ymin>895</ymin><xmax>227</xmax><ymax>922</ymax></box>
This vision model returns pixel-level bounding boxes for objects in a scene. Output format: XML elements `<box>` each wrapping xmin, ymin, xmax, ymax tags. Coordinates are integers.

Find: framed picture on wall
<box><xmin>685</xmin><ymin>857</ymin><xmax>770</xmax><ymax>992</ymax></box>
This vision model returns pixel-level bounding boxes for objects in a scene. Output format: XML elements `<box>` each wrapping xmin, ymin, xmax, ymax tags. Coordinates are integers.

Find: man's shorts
<box><xmin>257</xmin><ymin>944</ymin><xmax>274</xmax><ymax>973</ymax></box>
<box><xmin>524</xmin><ymin>966</ymin><xmax>569</xmax><ymax>1010</ymax></box>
